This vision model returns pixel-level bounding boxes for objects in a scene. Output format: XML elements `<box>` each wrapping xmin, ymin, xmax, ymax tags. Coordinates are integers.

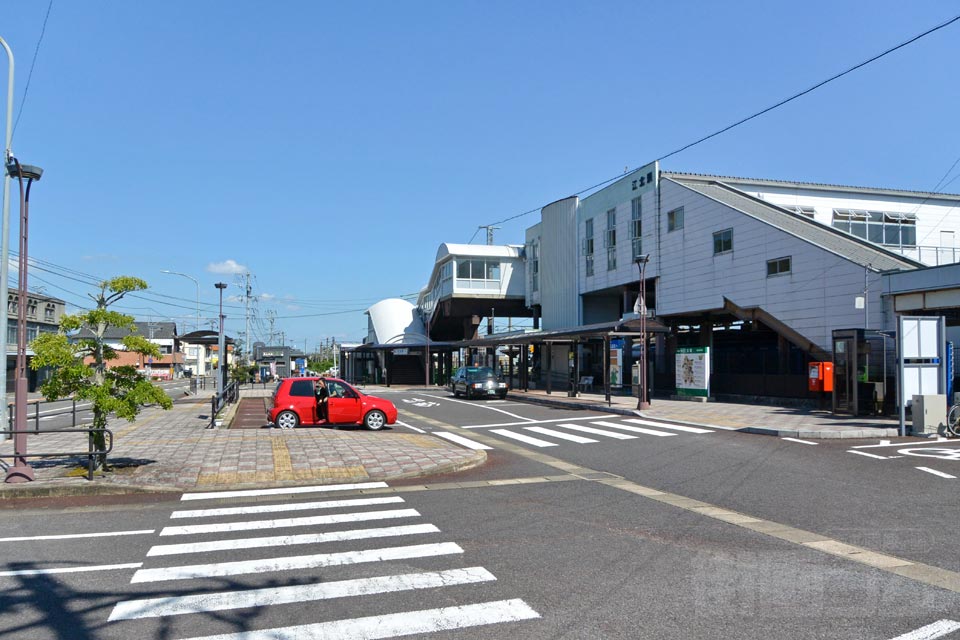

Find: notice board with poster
<box><xmin>676</xmin><ymin>347</ymin><xmax>710</xmax><ymax>397</ymax></box>
<box><xmin>609</xmin><ymin>338</ymin><xmax>623</xmax><ymax>388</ymax></box>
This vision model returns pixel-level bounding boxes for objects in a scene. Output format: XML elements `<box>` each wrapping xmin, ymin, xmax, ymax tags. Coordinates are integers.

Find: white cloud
<box><xmin>206</xmin><ymin>259</ymin><xmax>247</xmax><ymax>275</ymax></box>
<box><xmin>285</xmin><ymin>304</ymin><xmax>301</xmax><ymax>311</ymax></box>
<box><xmin>259</xmin><ymin>293</ymin><xmax>275</xmax><ymax>301</ymax></box>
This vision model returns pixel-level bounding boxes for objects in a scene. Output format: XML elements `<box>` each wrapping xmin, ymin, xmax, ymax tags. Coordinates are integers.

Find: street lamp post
<box><xmin>635</xmin><ymin>255</ymin><xmax>650</xmax><ymax>411</ymax></box>
<box><xmin>215</xmin><ymin>283</ymin><xmax>227</xmax><ymax>399</ymax></box>
<box><xmin>0</xmin><ymin>38</ymin><xmax>15</xmax><ymax>442</ymax></box>
<box><xmin>5</xmin><ymin>158</ymin><xmax>42</xmax><ymax>483</ymax></box>
<box><xmin>160</xmin><ymin>270</ymin><xmax>200</xmax><ymax>332</ymax></box>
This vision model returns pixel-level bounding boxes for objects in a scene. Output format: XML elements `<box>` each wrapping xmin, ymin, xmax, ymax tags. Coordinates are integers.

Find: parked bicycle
<box><xmin>947</xmin><ymin>404</ymin><xmax>960</xmax><ymax>438</ymax></box>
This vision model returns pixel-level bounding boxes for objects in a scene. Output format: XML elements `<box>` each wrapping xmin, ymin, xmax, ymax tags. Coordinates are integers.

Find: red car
<box><xmin>268</xmin><ymin>377</ymin><xmax>398</xmax><ymax>430</ymax></box>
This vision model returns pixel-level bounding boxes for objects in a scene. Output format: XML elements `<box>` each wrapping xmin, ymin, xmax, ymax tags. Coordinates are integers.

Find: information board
<box><xmin>675</xmin><ymin>347</ymin><xmax>710</xmax><ymax>397</ymax></box>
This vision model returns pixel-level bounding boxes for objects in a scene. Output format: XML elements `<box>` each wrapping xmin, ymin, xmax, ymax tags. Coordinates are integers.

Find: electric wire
<box><xmin>12</xmin><ymin>0</ymin><xmax>54</xmax><ymax>139</ymax></box>
<box><xmin>471</xmin><ymin>12</ymin><xmax>960</xmax><ymax>236</ymax></box>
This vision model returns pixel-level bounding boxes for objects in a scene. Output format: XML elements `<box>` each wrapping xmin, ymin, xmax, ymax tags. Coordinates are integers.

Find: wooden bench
<box><xmin>577</xmin><ymin>376</ymin><xmax>594</xmax><ymax>392</ymax></box>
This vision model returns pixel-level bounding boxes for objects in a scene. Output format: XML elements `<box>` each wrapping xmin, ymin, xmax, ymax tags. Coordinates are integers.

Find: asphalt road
<box><xmin>1</xmin><ymin>389</ymin><xmax>958</xmax><ymax>639</ymax></box>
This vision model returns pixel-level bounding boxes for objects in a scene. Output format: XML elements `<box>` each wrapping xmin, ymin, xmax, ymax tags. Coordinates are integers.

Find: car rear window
<box><xmin>289</xmin><ymin>380</ymin><xmax>314</xmax><ymax>397</ymax></box>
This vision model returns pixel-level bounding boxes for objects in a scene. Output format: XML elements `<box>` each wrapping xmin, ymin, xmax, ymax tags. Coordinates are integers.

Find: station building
<box><xmin>348</xmin><ymin>160</ymin><xmax>960</xmax><ymax>409</ymax></box>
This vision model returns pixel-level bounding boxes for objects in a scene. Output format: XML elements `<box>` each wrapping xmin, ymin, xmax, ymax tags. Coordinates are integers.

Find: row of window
<box><xmin>6</xmin><ymin>296</ymin><xmax>57</xmax><ymax>322</ymax></box>
<box><xmin>583</xmin><ymin>197</ymin><xmax>644</xmax><ymax>276</ymax></box>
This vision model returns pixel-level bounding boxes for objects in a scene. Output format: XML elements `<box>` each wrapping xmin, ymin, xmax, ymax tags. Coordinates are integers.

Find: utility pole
<box><xmin>267</xmin><ymin>311</ymin><xmax>276</xmax><ymax>345</ymax></box>
<box><xmin>244</xmin><ymin>272</ymin><xmax>251</xmax><ymax>363</ymax></box>
<box><xmin>478</xmin><ymin>225</ymin><xmax>500</xmax><ymax>245</ymax></box>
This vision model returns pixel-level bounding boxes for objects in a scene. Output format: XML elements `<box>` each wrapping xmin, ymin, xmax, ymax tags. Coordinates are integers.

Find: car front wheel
<box><xmin>364</xmin><ymin>409</ymin><xmax>387</xmax><ymax>431</ymax></box>
<box><xmin>276</xmin><ymin>410</ymin><xmax>299</xmax><ymax>429</ymax></box>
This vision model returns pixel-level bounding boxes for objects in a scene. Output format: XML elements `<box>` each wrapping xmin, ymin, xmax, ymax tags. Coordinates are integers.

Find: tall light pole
<box><xmin>215</xmin><ymin>282</ymin><xmax>227</xmax><ymax>398</ymax></box>
<box><xmin>160</xmin><ymin>270</ymin><xmax>200</xmax><ymax>332</ymax></box>
<box><xmin>0</xmin><ymin>38</ymin><xmax>15</xmax><ymax>439</ymax></box>
<box><xmin>5</xmin><ymin>158</ymin><xmax>42</xmax><ymax>483</ymax></box>
<box><xmin>635</xmin><ymin>255</ymin><xmax>650</xmax><ymax>410</ymax></box>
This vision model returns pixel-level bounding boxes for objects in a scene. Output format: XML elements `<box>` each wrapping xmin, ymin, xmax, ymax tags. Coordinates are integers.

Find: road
<box><xmin>1</xmin><ymin>390</ymin><xmax>958</xmax><ymax>639</ymax></box>
<box><xmin>4</xmin><ymin>379</ymin><xmax>194</xmax><ymax>433</ymax></box>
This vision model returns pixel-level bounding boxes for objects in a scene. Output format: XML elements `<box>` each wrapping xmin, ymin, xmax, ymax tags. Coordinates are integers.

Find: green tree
<box><xmin>29</xmin><ymin>276</ymin><xmax>173</xmax><ymax>470</ymax></box>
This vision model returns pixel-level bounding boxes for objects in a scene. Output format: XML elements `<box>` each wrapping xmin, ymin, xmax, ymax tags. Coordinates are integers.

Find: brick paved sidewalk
<box><xmin>0</xmin><ymin>395</ymin><xmax>484</xmax><ymax>498</ymax></box>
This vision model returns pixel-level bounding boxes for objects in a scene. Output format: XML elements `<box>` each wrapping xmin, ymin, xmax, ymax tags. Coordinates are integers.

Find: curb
<box><xmin>740</xmin><ymin>426</ymin><xmax>902</xmax><ymax>439</ymax></box>
<box><xmin>0</xmin><ymin>451</ymin><xmax>488</xmax><ymax>501</ymax></box>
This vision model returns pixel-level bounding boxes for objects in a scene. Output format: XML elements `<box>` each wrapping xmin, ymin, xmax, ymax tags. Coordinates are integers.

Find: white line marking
<box><xmin>160</xmin><ymin>508</ymin><xmax>420</xmax><ymax>536</ymax></box>
<box><xmin>147</xmin><ymin>524</ymin><xmax>441</xmax><ymax>557</ymax></box>
<box><xmin>433</xmin><ymin>431</ymin><xmax>493</xmax><ymax>450</ymax></box>
<box><xmin>130</xmin><ymin>542</ymin><xmax>463</xmax><ymax>583</ymax></box>
<box><xmin>781</xmin><ymin>437</ymin><xmax>818</xmax><ymax>445</ymax></box>
<box><xmin>110</xmin><ymin>567</ymin><xmax>496</xmax><ymax>621</ymax></box>
<box><xmin>852</xmin><ymin>440</ymin><xmax>953</xmax><ymax>450</ymax></box>
<box><xmin>0</xmin><ymin>562</ymin><xmax>142</xmax><ymax>577</ymax></box>
<box><xmin>0</xmin><ymin>529</ymin><xmax>154</xmax><ymax>543</ymax></box>
<box><xmin>591</xmin><ymin>420</ymin><xmax>676</xmax><ymax>437</ymax></box>
<box><xmin>888</xmin><ymin>619</ymin><xmax>960</xmax><ymax>640</ymax></box>
<box><xmin>179</xmin><ymin>598</ymin><xmax>540</xmax><ymax>640</ymax></box>
<box><xmin>525</xmin><ymin>426</ymin><xmax>597</xmax><ymax>443</ymax></box>
<box><xmin>490</xmin><ymin>429</ymin><xmax>557</xmax><ymax>447</ymax></box>
<box><xmin>395</xmin><ymin>420</ymin><xmax>425</xmax><ymax>433</ymax></box>
<box><xmin>171</xmin><ymin>496</ymin><xmax>404</xmax><ymax>519</ymax></box>
<box><xmin>624</xmin><ymin>418</ymin><xmax>714</xmax><ymax>434</ymax></box>
<box><xmin>460</xmin><ymin>414</ymin><xmax>611</xmax><ymax>429</ymax></box>
<box><xmin>556</xmin><ymin>423</ymin><xmax>637</xmax><ymax>439</ymax></box>
<box><xmin>848</xmin><ymin>450</ymin><xmax>888</xmax><ymax>460</ymax></box>
<box><xmin>422</xmin><ymin>394</ymin><xmax>533</xmax><ymax>421</ymax></box>
<box><xmin>180</xmin><ymin>481</ymin><xmax>389</xmax><ymax>501</ymax></box>
<box><xmin>915</xmin><ymin>467</ymin><xmax>957</xmax><ymax>479</ymax></box>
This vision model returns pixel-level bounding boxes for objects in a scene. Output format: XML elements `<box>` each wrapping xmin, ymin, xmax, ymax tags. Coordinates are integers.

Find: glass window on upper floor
<box><xmin>713</xmin><ymin>228</ymin><xmax>733</xmax><ymax>255</ymax></box>
<box><xmin>832</xmin><ymin>209</ymin><xmax>916</xmax><ymax>248</ymax></box>
<box><xmin>668</xmin><ymin>207</ymin><xmax>684</xmax><ymax>232</ymax></box>
<box><xmin>455</xmin><ymin>259</ymin><xmax>502</xmax><ymax>288</ymax></box>
<box><xmin>530</xmin><ymin>242</ymin><xmax>539</xmax><ymax>292</ymax></box>
<box><xmin>631</xmin><ymin>197</ymin><xmax>642</xmax><ymax>259</ymax></box>
<box><xmin>44</xmin><ymin>303</ymin><xmax>56</xmax><ymax>322</ymax></box>
<box><xmin>605</xmin><ymin>208</ymin><xmax>616</xmax><ymax>248</ymax></box>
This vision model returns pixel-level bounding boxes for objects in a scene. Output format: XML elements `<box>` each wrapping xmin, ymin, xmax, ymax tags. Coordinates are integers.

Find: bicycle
<box><xmin>947</xmin><ymin>404</ymin><xmax>960</xmax><ymax>438</ymax></box>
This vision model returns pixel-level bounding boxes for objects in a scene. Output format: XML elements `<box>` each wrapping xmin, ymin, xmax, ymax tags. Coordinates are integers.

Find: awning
<box><xmin>460</xmin><ymin>316</ymin><xmax>669</xmax><ymax>347</ymax></box>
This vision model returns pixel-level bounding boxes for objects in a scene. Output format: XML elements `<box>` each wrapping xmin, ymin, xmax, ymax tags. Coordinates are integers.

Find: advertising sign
<box><xmin>675</xmin><ymin>347</ymin><xmax>710</xmax><ymax>397</ymax></box>
<box><xmin>609</xmin><ymin>338</ymin><xmax>623</xmax><ymax>388</ymax></box>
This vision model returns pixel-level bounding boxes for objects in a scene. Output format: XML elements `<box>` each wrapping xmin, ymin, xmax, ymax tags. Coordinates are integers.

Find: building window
<box><xmin>44</xmin><ymin>304</ymin><xmax>55</xmax><ymax>322</ymax></box>
<box><xmin>584</xmin><ymin>218</ymin><xmax>594</xmax><ymax>277</ymax></box>
<box><xmin>713</xmin><ymin>229</ymin><xmax>733</xmax><ymax>255</ymax></box>
<box><xmin>605</xmin><ymin>208</ymin><xmax>617</xmax><ymax>270</ymax></box>
<box><xmin>767</xmin><ymin>256</ymin><xmax>792</xmax><ymax>276</ymax></box>
<box><xmin>782</xmin><ymin>205</ymin><xmax>815</xmax><ymax>218</ymax></box>
<box><xmin>667</xmin><ymin>207</ymin><xmax>684</xmax><ymax>232</ymax></box>
<box><xmin>26</xmin><ymin>299</ymin><xmax>37</xmax><ymax>318</ymax></box>
<box><xmin>631</xmin><ymin>197</ymin><xmax>642</xmax><ymax>259</ymax></box>
<box><xmin>832</xmin><ymin>209</ymin><xmax>916</xmax><ymax>248</ymax></box>
<box><xmin>455</xmin><ymin>259</ymin><xmax>502</xmax><ymax>290</ymax></box>
<box><xmin>530</xmin><ymin>243</ymin><xmax>539</xmax><ymax>292</ymax></box>
<box><xmin>7</xmin><ymin>294</ymin><xmax>15</xmax><ymax>314</ymax></box>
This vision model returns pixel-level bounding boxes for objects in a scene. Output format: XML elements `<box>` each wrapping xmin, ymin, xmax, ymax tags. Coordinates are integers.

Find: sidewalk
<box><xmin>0</xmin><ymin>391</ymin><xmax>485</xmax><ymax>500</ymax></box>
<box><xmin>501</xmin><ymin>388</ymin><xmax>904</xmax><ymax>438</ymax></box>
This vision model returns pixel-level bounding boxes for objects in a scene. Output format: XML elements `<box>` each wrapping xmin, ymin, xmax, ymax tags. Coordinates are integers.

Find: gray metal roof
<box><xmin>666</xmin><ymin>177</ymin><xmax>922</xmax><ymax>272</ymax></box>
<box><xmin>76</xmin><ymin>321</ymin><xmax>178</xmax><ymax>340</ymax></box>
<box><xmin>662</xmin><ymin>171</ymin><xmax>960</xmax><ymax>202</ymax></box>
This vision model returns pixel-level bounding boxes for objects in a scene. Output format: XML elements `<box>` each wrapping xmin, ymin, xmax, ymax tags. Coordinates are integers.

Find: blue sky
<box><xmin>3</xmin><ymin>2</ymin><xmax>959</xmax><ymax>351</ymax></box>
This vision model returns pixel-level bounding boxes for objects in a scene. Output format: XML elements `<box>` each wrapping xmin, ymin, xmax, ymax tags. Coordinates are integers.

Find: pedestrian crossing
<box><xmin>435</xmin><ymin>417</ymin><xmax>715</xmax><ymax>450</ymax></box>
<box><xmin>108</xmin><ymin>482</ymin><xmax>539</xmax><ymax>637</ymax></box>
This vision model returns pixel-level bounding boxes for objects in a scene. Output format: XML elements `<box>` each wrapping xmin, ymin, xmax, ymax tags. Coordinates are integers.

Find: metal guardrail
<box><xmin>5</xmin><ymin>399</ymin><xmax>91</xmax><ymax>437</ymax></box>
<box><xmin>209</xmin><ymin>380</ymin><xmax>240</xmax><ymax>428</ymax></box>
<box><xmin>0</xmin><ymin>427</ymin><xmax>113</xmax><ymax>481</ymax></box>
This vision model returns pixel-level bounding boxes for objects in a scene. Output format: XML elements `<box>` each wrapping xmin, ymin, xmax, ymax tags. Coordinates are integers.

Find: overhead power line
<box><xmin>12</xmin><ymin>0</ymin><xmax>54</xmax><ymax>139</ymax></box>
<box><xmin>471</xmin><ymin>12</ymin><xmax>960</xmax><ymax>237</ymax></box>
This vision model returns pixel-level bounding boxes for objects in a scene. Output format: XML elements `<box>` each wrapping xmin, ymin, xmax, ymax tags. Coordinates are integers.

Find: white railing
<box><xmin>894</xmin><ymin>245</ymin><xmax>960</xmax><ymax>266</ymax></box>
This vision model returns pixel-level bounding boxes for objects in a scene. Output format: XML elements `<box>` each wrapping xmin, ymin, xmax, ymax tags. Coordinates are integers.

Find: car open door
<box><xmin>326</xmin><ymin>380</ymin><xmax>362</xmax><ymax>424</ymax></box>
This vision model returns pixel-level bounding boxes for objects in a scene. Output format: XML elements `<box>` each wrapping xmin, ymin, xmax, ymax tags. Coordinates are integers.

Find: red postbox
<box><xmin>808</xmin><ymin>362</ymin><xmax>834</xmax><ymax>392</ymax></box>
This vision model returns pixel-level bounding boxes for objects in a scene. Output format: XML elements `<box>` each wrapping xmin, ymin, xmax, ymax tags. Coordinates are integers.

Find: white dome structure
<box><xmin>365</xmin><ymin>298</ymin><xmax>426</xmax><ymax>345</ymax></box>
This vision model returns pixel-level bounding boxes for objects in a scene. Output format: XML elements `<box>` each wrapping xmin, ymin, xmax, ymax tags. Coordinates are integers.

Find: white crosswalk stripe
<box><xmin>434</xmin><ymin>431</ymin><xmax>493</xmax><ymax>450</ymax></box>
<box><xmin>525</xmin><ymin>426</ymin><xmax>598</xmax><ymax>443</ymax></box>
<box><xmin>624</xmin><ymin>418</ymin><xmax>714</xmax><ymax>434</ymax></box>
<box><xmin>490</xmin><ymin>429</ymin><xmax>558</xmax><ymax>447</ymax></box>
<box><xmin>181</xmin><ymin>599</ymin><xmax>540</xmax><ymax>640</ymax></box>
<box><xmin>590</xmin><ymin>420</ymin><xmax>676</xmax><ymax>437</ymax></box>
<box><xmin>556</xmin><ymin>423</ymin><xmax>637</xmax><ymax>439</ymax></box>
<box><xmin>110</xmin><ymin>482</ymin><xmax>540</xmax><ymax>637</ymax></box>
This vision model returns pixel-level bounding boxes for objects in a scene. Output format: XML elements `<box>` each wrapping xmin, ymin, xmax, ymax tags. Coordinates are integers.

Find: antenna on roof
<box><xmin>478</xmin><ymin>225</ymin><xmax>500</xmax><ymax>245</ymax></box>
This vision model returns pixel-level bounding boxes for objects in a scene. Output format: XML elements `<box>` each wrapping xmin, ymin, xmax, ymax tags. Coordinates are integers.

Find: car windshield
<box><xmin>466</xmin><ymin>367</ymin><xmax>497</xmax><ymax>381</ymax></box>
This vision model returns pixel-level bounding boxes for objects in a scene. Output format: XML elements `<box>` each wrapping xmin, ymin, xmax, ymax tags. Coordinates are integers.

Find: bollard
<box><xmin>34</xmin><ymin>401</ymin><xmax>40</xmax><ymax>434</ymax></box>
<box><xmin>72</xmin><ymin>399</ymin><xmax>77</xmax><ymax>427</ymax></box>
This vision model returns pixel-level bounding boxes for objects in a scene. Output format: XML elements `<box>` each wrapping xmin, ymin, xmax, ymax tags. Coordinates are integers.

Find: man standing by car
<box><xmin>315</xmin><ymin>379</ymin><xmax>329</xmax><ymax>423</ymax></box>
